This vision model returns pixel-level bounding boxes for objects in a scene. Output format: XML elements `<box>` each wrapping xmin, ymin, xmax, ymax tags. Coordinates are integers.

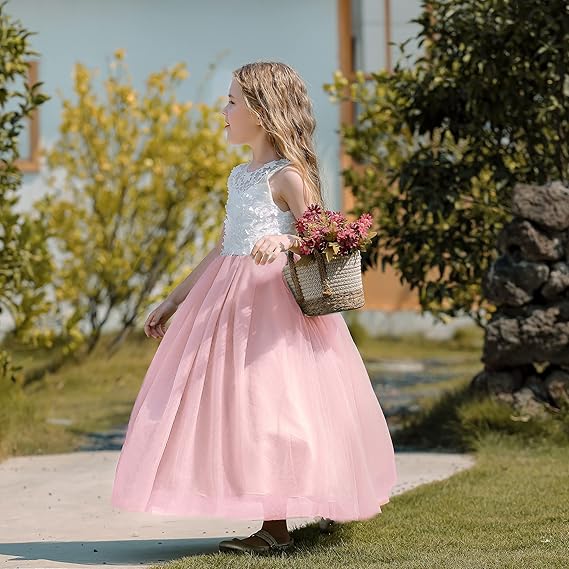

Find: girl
<box><xmin>111</xmin><ymin>61</ymin><xmax>397</xmax><ymax>556</ymax></box>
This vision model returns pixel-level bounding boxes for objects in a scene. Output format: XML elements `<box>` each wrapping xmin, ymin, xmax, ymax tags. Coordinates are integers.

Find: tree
<box><xmin>325</xmin><ymin>0</ymin><xmax>569</xmax><ymax>325</ymax></box>
<box><xmin>35</xmin><ymin>49</ymin><xmax>243</xmax><ymax>357</ymax></box>
<box><xmin>0</xmin><ymin>0</ymin><xmax>51</xmax><ymax>385</ymax></box>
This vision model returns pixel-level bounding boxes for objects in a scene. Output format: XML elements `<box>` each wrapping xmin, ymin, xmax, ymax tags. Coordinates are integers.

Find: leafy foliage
<box><xmin>324</xmin><ymin>0</ymin><xmax>569</xmax><ymax>324</ymax></box>
<box><xmin>35</xmin><ymin>50</ymin><xmax>243</xmax><ymax>357</ymax></box>
<box><xmin>0</xmin><ymin>0</ymin><xmax>51</xmax><ymax>384</ymax></box>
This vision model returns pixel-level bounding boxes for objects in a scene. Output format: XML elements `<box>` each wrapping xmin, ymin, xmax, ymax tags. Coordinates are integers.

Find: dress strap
<box><xmin>248</xmin><ymin>157</ymin><xmax>289</xmax><ymax>174</ymax></box>
<box><xmin>230</xmin><ymin>158</ymin><xmax>290</xmax><ymax>195</ymax></box>
<box><xmin>265</xmin><ymin>158</ymin><xmax>292</xmax><ymax>183</ymax></box>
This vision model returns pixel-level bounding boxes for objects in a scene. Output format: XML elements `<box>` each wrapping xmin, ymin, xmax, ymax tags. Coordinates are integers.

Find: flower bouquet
<box><xmin>282</xmin><ymin>204</ymin><xmax>377</xmax><ymax>316</ymax></box>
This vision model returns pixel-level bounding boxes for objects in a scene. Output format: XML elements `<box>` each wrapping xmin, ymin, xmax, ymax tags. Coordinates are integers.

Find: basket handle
<box><xmin>314</xmin><ymin>250</ymin><xmax>333</xmax><ymax>296</ymax></box>
<box><xmin>286</xmin><ymin>250</ymin><xmax>305</xmax><ymax>303</ymax></box>
<box><xmin>286</xmin><ymin>250</ymin><xmax>334</xmax><ymax>298</ymax></box>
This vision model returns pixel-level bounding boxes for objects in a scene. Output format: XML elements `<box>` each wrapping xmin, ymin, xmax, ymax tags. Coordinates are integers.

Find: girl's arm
<box><xmin>270</xmin><ymin>166</ymin><xmax>310</xmax><ymax>252</ymax></box>
<box><xmin>165</xmin><ymin>228</ymin><xmax>224</xmax><ymax>306</ymax></box>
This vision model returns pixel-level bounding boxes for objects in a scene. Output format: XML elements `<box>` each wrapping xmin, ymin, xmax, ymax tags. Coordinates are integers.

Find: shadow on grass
<box><xmin>290</xmin><ymin>520</ymin><xmax>337</xmax><ymax>550</ymax></box>
<box><xmin>393</xmin><ymin>383</ymin><xmax>569</xmax><ymax>452</ymax></box>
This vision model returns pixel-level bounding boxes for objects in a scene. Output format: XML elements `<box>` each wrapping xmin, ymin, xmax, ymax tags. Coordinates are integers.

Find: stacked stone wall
<box><xmin>472</xmin><ymin>181</ymin><xmax>569</xmax><ymax>413</ymax></box>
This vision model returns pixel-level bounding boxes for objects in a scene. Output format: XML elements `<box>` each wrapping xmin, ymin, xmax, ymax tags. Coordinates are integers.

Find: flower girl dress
<box><xmin>111</xmin><ymin>158</ymin><xmax>397</xmax><ymax>522</ymax></box>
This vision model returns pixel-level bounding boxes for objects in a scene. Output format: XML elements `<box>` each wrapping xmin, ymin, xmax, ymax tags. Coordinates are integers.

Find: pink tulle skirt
<box><xmin>111</xmin><ymin>251</ymin><xmax>397</xmax><ymax>522</ymax></box>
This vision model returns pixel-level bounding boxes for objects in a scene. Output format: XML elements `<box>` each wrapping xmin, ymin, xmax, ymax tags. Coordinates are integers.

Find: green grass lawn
<box><xmin>0</xmin><ymin>326</ymin><xmax>484</xmax><ymax>461</ymax></box>
<box><xmin>0</xmin><ymin>330</ymin><xmax>158</xmax><ymax>461</ymax></box>
<box><xmin>1</xmin><ymin>328</ymin><xmax>568</xmax><ymax>567</ymax></box>
<box><xmin>150</xmin><ymin>436</ymin><xmax>569</xmax><ymax>569</ymax></box>
<box><xmin>393</xmin><ymin>381</ymin><xmax>569</xmax><ymax>451</ymax></box>
<box><xmin>350</xmin><ymin>318</ymin><xmax>485</xmax><ymax>361</ymax></box>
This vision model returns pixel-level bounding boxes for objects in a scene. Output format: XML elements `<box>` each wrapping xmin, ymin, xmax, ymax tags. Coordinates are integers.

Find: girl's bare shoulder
<box><xmin>270</xmin><ymin>163</ymin><xmax>304</xmax><ymax>194</ymax></box>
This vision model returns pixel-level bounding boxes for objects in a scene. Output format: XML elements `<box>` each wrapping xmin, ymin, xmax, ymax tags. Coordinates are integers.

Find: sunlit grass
<box><xmin>151</xmin><ymin>435</ymin><xmax>569</xmax><ymax>569</ymax></box>
<box><xmin>346</xmin><ymin>319</ymin><xmax>484</xmax><ymax>361</ymax></box>
<box><xmin>3</xmin><ymin>322</ymin><xmax>564</xmax><ymax>462</ymax></box>
<box><xmin>2</xmin><ymin>326</ymin><xmax>568</xmax><ymax>567</ymax></box>
<box><xmin>394</xmin><ymin>382</ymin><xmax>569</xmax><ymax>451</ymax></box>
<box><xmin>0</xmin><ymin>329</ymin><xmax>157</xmax><ymax>461</ymax></box>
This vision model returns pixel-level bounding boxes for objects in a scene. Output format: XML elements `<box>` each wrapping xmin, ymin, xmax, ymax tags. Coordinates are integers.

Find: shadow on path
<box><xmin>0</xmin><ymin>538</ymin><xmax>224</xmax><ymax>567</ymax></box>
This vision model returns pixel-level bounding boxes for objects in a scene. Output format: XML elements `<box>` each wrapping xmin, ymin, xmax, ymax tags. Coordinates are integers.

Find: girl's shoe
<box><xmin>218</xmin><ymin>528</ymin><xmax>295</xmax><ymax>555</ymax></box>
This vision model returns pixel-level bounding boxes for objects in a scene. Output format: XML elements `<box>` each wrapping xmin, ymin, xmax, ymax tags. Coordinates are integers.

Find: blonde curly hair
<box><xmin>232</xmin><ymin>61</ymin><xmax>326</xmax><ymax>209</ymax></box>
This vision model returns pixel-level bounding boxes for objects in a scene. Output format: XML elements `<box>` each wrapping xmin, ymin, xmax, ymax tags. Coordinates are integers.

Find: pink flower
<box><xmin>292</xmin><ymin>205</ymin><xmax>376</xmax><ymax>257</ymax></box>
<box><xmin>328</xmin><ymin>212</ymin><xmax>347</xmax><ymax>227</ymax></box>
<box><xmin>358</xmin><ymin>212</ymin><xmax>373</xmax><ymax>229</ymax></box>
<box><xmin>337</xmin><ymin>227</ymin><xmax>359</xmax><ymax>250</ymax></box>
<box><xmin>350</xmin><ymin>213</ymin><xmax>374</xmax><ymax>240</ymax></box>
<box><xmin>303</xmin><ymin>204</ymin><xmax>324</xmax><ymax>223</ymax></box>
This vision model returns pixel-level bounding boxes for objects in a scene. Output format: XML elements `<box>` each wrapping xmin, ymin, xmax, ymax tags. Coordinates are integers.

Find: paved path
<box><xmin>0</xmin><ymin>449</ymin><xmax>475</xmax><ymax>569</ymax></box>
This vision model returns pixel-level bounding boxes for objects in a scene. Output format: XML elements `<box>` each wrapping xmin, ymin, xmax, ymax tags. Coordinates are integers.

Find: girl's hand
<box><xmin>251</xmin><ymin>234</ymin><xmax>301</xmax><ymax>265</ymax></box>
<box><xmin>144</xmin><ymin>298</ymin><xmax>179</xmax><ymax>339</ymax></box>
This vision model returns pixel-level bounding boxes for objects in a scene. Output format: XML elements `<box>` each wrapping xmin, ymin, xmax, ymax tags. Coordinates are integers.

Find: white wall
<box><xmin>391</xmin><ymin>0</ymin><xmax>423</xmax><ymax>68</ymax></box>
<box><xmin>1</xmin><ymin>0</ymin><xmax>342</xmax><ymax>336</ymax></box>
<box><xmin>352</xmin><ymin>0</ymin><xmax>423</xmax><ymax>72</ymax></box>
<box><xmin>7</xmin><ymin>0</ymin><xmax>342</xmax><ymax>212</ymax></box>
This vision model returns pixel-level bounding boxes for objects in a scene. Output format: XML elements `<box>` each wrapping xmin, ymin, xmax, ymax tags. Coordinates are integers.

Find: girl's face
<box><xmin>222</xmin><ymin>78</ymin><xmax>261</xmax><ymax>145</ymax></box>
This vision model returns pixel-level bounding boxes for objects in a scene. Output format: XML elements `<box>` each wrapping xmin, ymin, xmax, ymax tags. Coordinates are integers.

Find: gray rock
<box><xmin>497</xmin><ymin>219</ymin><xmax>565</xmax><ymax>262</ymax></box>
<box><xmin>512</xmin><ymin>181</ymin><xmax>569</xmax><ymax>231</ymax></box>
<box><xmin>476</xmin><ymin>181</ymin><xmax>569</xmax><ymax>412</ymax></box>
<box><xmin>512</xmin><ymin>387</ymin><xmax>550</xmax><ymax>418</ymax></box>
<box><xmin>483</xmin><ymin>302</ymin><xmax>569</xmax><ymax>368</ymax></box>
<box><xmin>470</xmin><ymin>368</ymin><xmax>525</xmax><ymax>395</ymax></box>
<box><xmin>542</xmin><ymin>262</ymin><xmax>569</xmax><ymax>300</ymax></box>
<box><xmin>543</xmin><ymin>368</ymin><xmax>569</xmax><ymax>407</ymax></box>
<box><xmin>483</xmin><ymin>255</ymin><xmax>549</xmax><ymax>306</ymax></box>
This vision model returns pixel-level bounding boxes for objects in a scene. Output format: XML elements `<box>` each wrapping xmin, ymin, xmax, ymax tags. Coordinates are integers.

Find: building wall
<box><xmin>2</xmin><ymin>0</ymin><xmax>345</xmax><ymax>335</ymax></box>
<box><xmin>4</xmin><ymin>0</ymin><xmax>474</xmax><ymax>338</ymax></box>
<box><xmin>7</xmin><ymin>0</ymin><xmax>343</xmax><ymax>213</ymax></box>
<box><xmin>344</xmin><ymin>1</ymin><xmax>475</xmax><ymax>335</ymax></box>
<box><xmin>346</xmin><ymin>0</ymin><xmax>426</xmax><ymax>312</ymax></box>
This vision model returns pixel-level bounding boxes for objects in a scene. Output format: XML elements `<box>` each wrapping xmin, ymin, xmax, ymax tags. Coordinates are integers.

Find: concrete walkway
<box><xmin>0</xmin><ymin>449</ymin><xmax>475</xmax><ymax>569</ymax></box>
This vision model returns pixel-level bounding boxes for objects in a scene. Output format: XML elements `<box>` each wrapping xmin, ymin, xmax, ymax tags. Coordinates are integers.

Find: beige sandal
<box><xmin>218</xmin><ymin>528</ymin><xmax>295</xmax><ymax>555</ymax></box>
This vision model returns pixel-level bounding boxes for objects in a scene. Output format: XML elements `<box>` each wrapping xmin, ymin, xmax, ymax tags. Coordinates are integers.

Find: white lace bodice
<box><xmin>220</xmin><ymin>158</ymin><xmax>297</xmax><ymax>256</ymax></box>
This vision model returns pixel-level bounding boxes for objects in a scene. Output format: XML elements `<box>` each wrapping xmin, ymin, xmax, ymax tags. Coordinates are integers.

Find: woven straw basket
<box><xmin>282</xmin><ymin>249</ymin><xmax>365</xmax><ymax>316</ymax></box>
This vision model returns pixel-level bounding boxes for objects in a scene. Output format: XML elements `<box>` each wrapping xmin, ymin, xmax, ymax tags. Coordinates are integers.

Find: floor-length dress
<box><xmin>111</xmin><ymin>158</ymin><xmax>398</xmax><ymax>522</ymax></box>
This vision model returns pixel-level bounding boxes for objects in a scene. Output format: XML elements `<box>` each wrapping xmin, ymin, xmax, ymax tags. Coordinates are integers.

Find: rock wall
<box><xmin>471</xmin><ymin>181</ymin><xmax>569</xmax><ymax>412</ymax></box>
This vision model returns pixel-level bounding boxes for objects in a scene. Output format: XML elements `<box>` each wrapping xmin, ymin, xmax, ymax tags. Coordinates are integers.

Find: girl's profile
<box><xmin>111</xmin><ymin>60</ymin><xmax>397</xmax><ymax>556</ymax></box>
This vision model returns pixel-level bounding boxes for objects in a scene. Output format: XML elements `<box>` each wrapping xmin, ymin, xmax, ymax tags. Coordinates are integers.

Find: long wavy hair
<box><xmin>232</xmin><ymin>61</ymin><xmax>326</xmax><ymax>209</ymax></box>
